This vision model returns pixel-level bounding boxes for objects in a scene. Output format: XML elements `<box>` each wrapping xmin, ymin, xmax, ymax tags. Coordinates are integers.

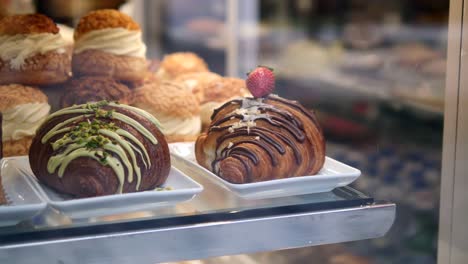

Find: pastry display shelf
<box><xmin>0</xmin><ymin>156</ymin><xmax>396</xmax><ymax>264</ymax></box>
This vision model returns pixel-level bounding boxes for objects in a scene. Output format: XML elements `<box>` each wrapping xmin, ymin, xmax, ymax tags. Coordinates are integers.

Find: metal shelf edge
<box><xmin>0</xmin><ymin>202</ymin><xmax>396</xmax><ymax>264</ymax></box>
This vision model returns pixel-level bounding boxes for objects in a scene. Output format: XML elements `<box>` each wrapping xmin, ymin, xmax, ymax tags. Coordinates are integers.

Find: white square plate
<box><xmin>0</xmin><ymin>158</ymin><xmax>47</xmax><ymax>226</ymax></box>
<box><xmin>10</xmin><ymin>156</ymin><xmax>203</xmax><ymax>219</ymax></box>
<box><xmin>170</xmin><ymin>142</ymin><xmax>361</xmax><ymax>199</ymax></box>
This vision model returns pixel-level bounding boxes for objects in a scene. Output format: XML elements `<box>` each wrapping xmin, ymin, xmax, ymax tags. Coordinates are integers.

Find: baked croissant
<box><xmin>195</xmin><ymin>94</ymin><xmax>325</xmax><ymax>184</ymax></box>
<box><xmin>29</xmin><ymin>101</ymin><xmax>171</xmax><ymax>198</ymax></box>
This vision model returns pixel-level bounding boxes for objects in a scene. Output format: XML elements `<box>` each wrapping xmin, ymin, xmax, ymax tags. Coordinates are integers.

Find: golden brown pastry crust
<box><xmin>3</xmin><ymin>136</ymin><xmax>33</xmax><ymax>157</ymax></box>
<box><xmin>72</xmin><ymin>49</ymin><xmax>148</xmax><ymax>82</ymax></box>
<box><xmin>0</xmin><ymin>50</ymin><xmax>71</xmax><ymax>86</ymax></box>
<box><xmin>195</xmin><ymin>95</ymin><xmax>325</xmax><ymax>184</ymax></box>
<box><xmin>60</xmin><ymin>76</ymin><xmax>133</xmax><ymax>108</ymax></box>
<box><xmin>157</xmin><ymin>52</ymin><xmax>209</xmax><ymax>79</ymax></box>
<box><xmin>0</xmin><ymin>84</ymin><xmax>48</xmax><ymax>111</ymax></box>
<box><xmin>133</xmin><ymin>80</ymin><xmax>200</xmax><ymax>118</ymax></box>
<box><xmin>0</xmin><ymin>14</ymin><xmax>59</xmax><ymax>35</ymax></box>
<box><xmin>202</xmin><ymin>77</ymin><xmax>249</xmax><ymax>104</ymax></box>
<box><xmin>74</xmin><ymin>9</ymin><xmax>140</xmax><ymax>40</ymax></box>
<box><xmin>175</xmin><ymin>72</ymin><xmax>222</xmax><ymax>103</ymax></box>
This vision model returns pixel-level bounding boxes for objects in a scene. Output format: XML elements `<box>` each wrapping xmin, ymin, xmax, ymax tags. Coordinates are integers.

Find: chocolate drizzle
<box><xmin>231</xmin><ymin>154</ymin><xmax>252</xmax><ymax>182</ymax></box>
<box><xmin>268</xmin><ymin>95</ymin><xmax>321</xmax><ymax>130</ymax></box>
<box><xmin>207</xmin><ymin>95</ymin><xmax>317</xmax><ymax>181</ymax></box>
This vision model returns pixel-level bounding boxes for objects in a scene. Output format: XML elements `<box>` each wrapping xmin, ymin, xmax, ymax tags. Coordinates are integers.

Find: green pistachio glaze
<box><xmin>42</xmin><ymin>101</ymin><xmax>160</xmax><ymax>194</ymax></box>
<box><xmin>110</xmin><ymin>102</ymin><xmax>163</xmax><ymax>129</ymax></box>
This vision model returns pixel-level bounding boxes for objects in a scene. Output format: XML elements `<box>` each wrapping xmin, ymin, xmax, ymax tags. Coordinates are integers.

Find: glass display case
<box><xmin>0</xmin><ymin>0</ymin><xmax>465</xmax><ymax>263</ymax></box>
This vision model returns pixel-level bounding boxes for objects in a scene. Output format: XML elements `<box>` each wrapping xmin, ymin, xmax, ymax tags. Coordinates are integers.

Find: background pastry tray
<box><xmin>169</xmin><ymin>142</ymin><xmax>361</xmax><ymax>199</ymax></box>
<box><xmin>3</xmin><ymin>156</ymin><xmax>203</xmax><ymax>219</ymax></box>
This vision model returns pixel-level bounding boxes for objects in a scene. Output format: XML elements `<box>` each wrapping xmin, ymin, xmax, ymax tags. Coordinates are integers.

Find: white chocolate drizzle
<box><xmin>42</xmin><ymin>101</ymin><xmax>160</xmax><ymax>194</ymax></box>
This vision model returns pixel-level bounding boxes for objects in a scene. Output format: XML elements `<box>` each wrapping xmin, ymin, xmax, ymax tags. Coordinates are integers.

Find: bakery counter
<box><xmin>0</xmin><ymin>155</ymin><xmax>395</xmax><ymax>264</ymax></box>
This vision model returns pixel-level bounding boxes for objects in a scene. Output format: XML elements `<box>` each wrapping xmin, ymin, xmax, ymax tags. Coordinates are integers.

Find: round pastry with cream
<box><xmin>0</xmin><ymin>84</ymin><xmax>51</xmax><ymax>157</ymax></box>
<box><xmin>72</xmin><ymin>9</ymin><xmax>148</xmax><ymax>82</ymax></box>
<box><xmin>57</xmin><ymin>23</ymin><xmax>74</xmax><ymax>47</ymax></box>
<box><xmin>29</xmin><ymin>101</ymin><xmax>171</xmax><ymax>198</ymax></box>
<box><xmin>0</xmin><ymin>14</ymin><xmax>71</xmax><ymax>85</ymax></box>
<box><xmin>60</xmin><ymin>76</ymin><xmax>133</xmax><ymax>108</ymax></box>
<box><xmin>156</xmin><ymin>52</ymin><xmax>209</xmax><ymax>80</ymax></box>
<box><xmin>174</xmin><ymin>71</ymin><xmax>222</xmax><ymax>103</ymax></box>
<box><xmin>132</xmin><ymin>80</ymin><xmax>201</xmax><ymax>142</ymax></box>
<box><xmin>200</xmin><ymin>77</ymin><xmax>250</xmax><ymax>129</ymax></box>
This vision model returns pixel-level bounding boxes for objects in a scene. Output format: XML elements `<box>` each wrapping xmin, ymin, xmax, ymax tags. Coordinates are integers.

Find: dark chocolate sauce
<box><xmin>208</xmin><ymin>95</ymin><xmax>320</xmax><ymax>179</ymax></box>
<box><xmin>223</xmin><ymin>140</ymin><xmax>278</xmax><ymax>166</ymax></box>
<box><xmin>230</xmin><ymin>147</ymin><xmax>259</xmax><ymax>164</ymax></box>
<box><xmin>267</xmin><ymin>95</ymin><xmax>321</xmax><ymax>129</ymax></box>
<box><xmin>230</xmin><ymin>154</ymin><xmax>252</xmax><ymax>182</ymax></box>
<box><xmin>210</xmin><ymin>100</ymin><xmax>241</xmax><ymax>121</ymax></box>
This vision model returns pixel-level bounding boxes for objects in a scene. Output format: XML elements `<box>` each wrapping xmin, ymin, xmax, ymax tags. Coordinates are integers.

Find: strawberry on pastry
<box><xmin>246</xmin><ymin>66</ymin><xmax>275</xmax><ymax>98</ymax></box>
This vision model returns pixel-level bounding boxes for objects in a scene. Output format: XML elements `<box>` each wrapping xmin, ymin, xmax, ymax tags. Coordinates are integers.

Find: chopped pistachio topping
<box><xmin>54</xmin><ymin>118</ymin><xmax>117</xmax><ymax>164</ymax></box>
<box><xmin>52</xmin><ymin>101</ymin><xmax>145</xmax><ymax>166</ymax></box>
<box><xmin>94</xmin><ymin>151</ymin><xmax>109</xmax><ymax>165</ymax></box>
<box><xmin>83</xmin><ymin>100</ymin><xmax>110</xmax><ymax>110</ymax></box>
<box><xmin>44</xmin><ymin>100</ymin><xmax>162</xmax><ymax>194</ymax></box>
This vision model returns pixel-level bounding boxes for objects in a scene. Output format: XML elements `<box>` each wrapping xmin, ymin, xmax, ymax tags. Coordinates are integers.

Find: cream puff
<box><xmin>0</xmin><ymin>84</ymin><xmax>50</xmax><ymax>157</ymax></box>
<box><xmin>72</xmin><ymin>9</ymin><xmax>147</xmax><ymax>82</ymax></box>
<box><xmin>156</xmin><ymin>52</ymin><xmax>209</xmax><ymax>80</ymax></box>
<box><xmin>57</xmin><ymin>23</ymin><xmax>74</xmax><ymax>47</ymax></box>
<box><xmin>174</xmin><ymin>71</ymin><xmax>222</xmax><ymax>103</ymax></box>
<box><xmin>60</xmin><ymin>76</ymin><xmax>133</xmax><ymax>108</ymax></box>
<box><xmin>133</xmin><ymin>80</ymin><xmax>201</xmax><ymax>142</ymax></box>
<box><xmin>0</xmin><ymin>14</ymin><xmax>71</xmax><ymax>85</ymax></box>
<box><xmin>200</xmin><ymin>77</ymin><xmax>250</xmax><ymax>128</ymax></box>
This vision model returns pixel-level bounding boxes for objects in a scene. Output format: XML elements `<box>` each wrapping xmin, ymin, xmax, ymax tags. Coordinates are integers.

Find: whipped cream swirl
<box><xmin>74</xmin><ymin>28</ymin><xmax>146</xmax><ymax>58</ymax></box>
<box><xmin>0</xmin><ymin>33</ymin><xmax>67</xmax><ymax>70</ymax></box>
<box><xmin>2</xmin><ymin>103</ymin><xmax>51</xmax><ymax>141</ymax></box>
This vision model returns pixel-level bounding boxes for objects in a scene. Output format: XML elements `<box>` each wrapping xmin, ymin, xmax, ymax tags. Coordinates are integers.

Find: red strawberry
<box><xmin>246</xmin><ymin>66</ymin><xmax>275</xmax><ymax>98</ymax></box>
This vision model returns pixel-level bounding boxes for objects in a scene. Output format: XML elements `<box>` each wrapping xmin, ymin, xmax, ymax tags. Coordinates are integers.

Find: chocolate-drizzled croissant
<box><xmin>195</xmin><ymin>94</ymin><xmax>325</xmax><ymax>184</ymax></box>
<box><xmin>29</xmin><ymin>101</ymin><xmax>171</xmax><ymax>198</ymax></box>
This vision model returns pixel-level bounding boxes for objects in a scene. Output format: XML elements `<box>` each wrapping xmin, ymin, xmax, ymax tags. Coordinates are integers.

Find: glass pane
<box><xmin>234</xmin><ymin>0</ymin><xmax>446</xmax><ymax>263</ymax></box>
<box><xmin>0</xmin><ymin>0</ymin><xmax>447</xmax><ymax>263</ymax></box>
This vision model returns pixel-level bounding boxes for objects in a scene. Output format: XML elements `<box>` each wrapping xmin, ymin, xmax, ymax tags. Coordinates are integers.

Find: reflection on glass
<box><xmin>242</xmin><ymin>0</ymin><xmax>446</xmax><ymax>263</ymax></box>
<box><xmin>0</xmin><ymin>0</ymin><xmax>448</xmax><ymax>263</ymax></box>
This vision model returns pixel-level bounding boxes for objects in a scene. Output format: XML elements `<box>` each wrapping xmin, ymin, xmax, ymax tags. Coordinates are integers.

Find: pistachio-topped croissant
<box><xmin>195</xmin><ymin>67</ymin><xmax>325</xmax><ymax>184</ymax></box>
<box><xmin>29</xmin><ymin>101</ymin><xmax>170</xmax><ymax>198</ymax></box>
